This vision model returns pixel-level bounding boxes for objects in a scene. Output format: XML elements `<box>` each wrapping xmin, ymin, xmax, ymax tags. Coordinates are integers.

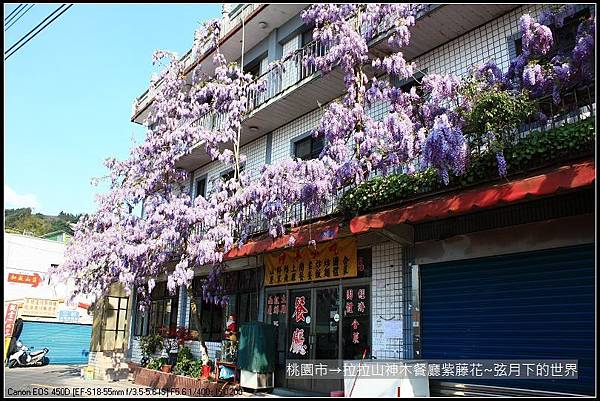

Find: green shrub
<box><xmin>146</xmin><ymin>357</ymin><xmax>168</xmax><ymax>371</ymax></box>
<box><xmin>339</xmin><ymin>118</ymin><xmax>595</xmax><ymax>215</ymax></box>
<box><xmin>139</xmin><ymin>333</ymin><xmax>165</xmax><ymax>357</ymax></box>
<box><xmin>173</xmin><ymin>346</ymin><xmax>196</xmax><ymax>376</ymax></box>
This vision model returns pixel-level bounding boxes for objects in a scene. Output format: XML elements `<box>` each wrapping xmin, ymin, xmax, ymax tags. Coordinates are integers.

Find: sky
<box><xmin>4</xmin><ymin>3</ymin><xmax>222</xmax><ymax>216</ymax></box>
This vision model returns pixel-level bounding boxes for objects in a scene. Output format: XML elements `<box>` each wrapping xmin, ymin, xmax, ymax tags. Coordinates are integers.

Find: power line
<box><xmin>5</xmin><ymin>4</ymin><xmax>28</xmax><ymax>27</ymax></box>
<box><xmin>4</xmin><ymin>4</ymin><xmax>66</xmax><ymax>55</ymax></box>
<box><xmin>4</xmin><ymin>4</ymin><xmax>73</xmax><ymax>61</ymax></box>
<box><xmin>5</xmin><ymin>4</ymin><xmax>34</xmax><ymax>32</ymax></box>
<box><xmin>4</xmin><ymin>4</ymin><xmax>24</xmax><ymax>24</ymax></box>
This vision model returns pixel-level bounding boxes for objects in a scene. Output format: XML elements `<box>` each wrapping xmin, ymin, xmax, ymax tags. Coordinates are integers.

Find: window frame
<box><xmin>292</xmin><ymin>132</ymin><xmax>324</xmax><ymax>161</ymax></box>
<box><xmin>101</xmin><ymin>296</ymin><xmax>129</xmax><ymax>351</ymax></box>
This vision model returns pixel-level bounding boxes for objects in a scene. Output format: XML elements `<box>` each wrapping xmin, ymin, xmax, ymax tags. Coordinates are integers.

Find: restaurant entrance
<box><xmin>265</xmin><ymin>277</ymin><xmax>370</xmax><ymax>394</ymax></box>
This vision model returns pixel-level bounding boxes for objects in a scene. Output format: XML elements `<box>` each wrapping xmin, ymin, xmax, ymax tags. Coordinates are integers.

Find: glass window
<box><xmin>195</xmin><ymin>178</ymin><xmax>206</xmax><ymax>198</ymax></box>
<box><xmin>140</xmin><ymin>282</ymin><xmax>179</xmax><ymax>336</ymax></box>
<box><xmin>294</xmin><ymin>135</ymin><xmax>324</xmax><ymax>160</ymax></box>
<box><xmin>101</xmin><ymin>296</ymin><xmax>129</xmax><ymax>351</ymax></box>
<box><xmin>342</xmin><ymin>285</ymin><xmax>370</xmax><ymax>359</ymax></box>
<box><xmin>188</xmin><ymin>270</ymin><xmax>258</xmax><ymax>341</ymax></box>
<box><xmin>266</xmin><ymin>292</ymin><xmax>288</xmax><ymax>365</ymax></box>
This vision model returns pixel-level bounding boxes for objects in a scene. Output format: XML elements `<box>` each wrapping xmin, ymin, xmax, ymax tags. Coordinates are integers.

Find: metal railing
<box><xmin>246</xmin><ymin>40</ymin><xmax>328</xmax><ymax>113</ymax></box>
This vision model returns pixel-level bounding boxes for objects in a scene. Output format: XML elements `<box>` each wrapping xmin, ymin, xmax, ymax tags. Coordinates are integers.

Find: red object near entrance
<box><xmin>330</xmin><ymin>390</ymin><xmax>344</xmax><ymax>397</ymax></box>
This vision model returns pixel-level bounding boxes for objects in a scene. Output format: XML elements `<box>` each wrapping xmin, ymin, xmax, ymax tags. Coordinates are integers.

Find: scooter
<box><xmin>7</xmin><ymin>340</ymin><xmax>49</xmax><ymax>368</ymax></box>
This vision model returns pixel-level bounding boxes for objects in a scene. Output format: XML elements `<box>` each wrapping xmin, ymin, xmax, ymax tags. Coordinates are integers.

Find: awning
<box><xmin>350</xmin><ymin>160</ymin><xmax>595</xmax><ymax>234</ymax></box>
<box><xmin>224</xmin><ymin>218</ymin><xmax>339</xmax><ymax>260</ymax></box>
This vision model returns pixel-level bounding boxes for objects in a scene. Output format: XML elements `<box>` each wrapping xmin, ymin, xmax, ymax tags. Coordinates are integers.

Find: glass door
<box><xmin>312</xmin><ymin>286</ymin><xmax>342</xmax><ymax>393</ymax></box>
<box><xmin>286</xmin><ymin>289</ymin><xmax>312</xmax><ymax>392</ymax></box>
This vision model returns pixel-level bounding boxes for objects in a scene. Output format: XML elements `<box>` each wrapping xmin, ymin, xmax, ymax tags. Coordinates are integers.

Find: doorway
<box><xmin>266</xmin><ymin>277</ymin><xmax>370</xmax><ymax>394</ymax></box>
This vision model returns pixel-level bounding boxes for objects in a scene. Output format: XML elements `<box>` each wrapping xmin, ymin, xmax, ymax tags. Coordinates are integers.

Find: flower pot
<box><xmin>161</xmin><ymin>364</ymin><xmax>172</xmax><ymax>373</ymax></box>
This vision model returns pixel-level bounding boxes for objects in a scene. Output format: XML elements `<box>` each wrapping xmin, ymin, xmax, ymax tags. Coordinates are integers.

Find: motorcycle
<box><xmin>7</xmin><ymin>340</ymin><xmax>50</xmax><ymax>368</ymax></box>
<box><xmin>6</xmin><ymin>318</ymin><xmax>50</xmax><ymax>368</ymax></box>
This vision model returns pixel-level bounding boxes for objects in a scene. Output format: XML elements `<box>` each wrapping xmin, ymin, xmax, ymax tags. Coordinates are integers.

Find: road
<box><xmin>4</xmin><ymin>364</ymin><xmax>187</xmax><ymax>398</ymax></box>
<box><xmin>3</xmin><ymin>364</ymin><xmax>311</xmax><ymax>398</ymax></box>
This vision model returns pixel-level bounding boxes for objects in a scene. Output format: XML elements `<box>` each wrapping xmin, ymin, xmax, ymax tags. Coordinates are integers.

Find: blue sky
<box><xmin>4</xmin><ymin>3</ymin><xmax>222</xmax><ymax>216</ymax></box>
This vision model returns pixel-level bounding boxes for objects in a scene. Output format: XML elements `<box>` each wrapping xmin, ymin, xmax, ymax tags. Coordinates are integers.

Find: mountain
<box><xmin>4</xmin><ymin>208</ymin><xmax>82</xmax><ymax>237</ymax></box>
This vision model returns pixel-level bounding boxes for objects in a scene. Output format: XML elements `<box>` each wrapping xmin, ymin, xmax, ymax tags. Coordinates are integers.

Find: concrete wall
<box><xmin>414</xmin><ymin>214</ymin><xmax>595</xmax><ymax>266</ymax></box>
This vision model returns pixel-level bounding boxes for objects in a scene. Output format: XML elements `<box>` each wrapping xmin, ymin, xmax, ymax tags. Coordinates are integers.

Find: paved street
<box><xmin>4</xmin><ymin>364</ymin><xmax>188</xmax><ymax>398</ymax></box>
<box><xmin>4</xmin><ymin>364</ymin><xmax>316</xmax><ymax>398</ymax></box>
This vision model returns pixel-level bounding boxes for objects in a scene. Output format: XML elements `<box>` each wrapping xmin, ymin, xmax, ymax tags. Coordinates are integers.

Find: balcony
<box><xmin>175</xmin><ymin>4</ymin><xmax>522</xmax><ymax>172</ymax></box>
<box><xmin>132</xmin><ymin>4</ymin><xmax>308</xmax><ymax>124</ymax></box>
<box><xmin>236</xmin><ymin>83</ymin><xmax>596</xmax><ymax>240</ymax></box>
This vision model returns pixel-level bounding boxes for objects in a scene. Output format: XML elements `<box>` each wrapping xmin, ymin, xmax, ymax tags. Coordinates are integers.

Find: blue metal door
<box><xmin>20</xmin><ymin>321</ymin><xmax>92</xmax><ymax>365</ymax></box>
<box><xmin>421</xmin><ymin>244</ymin><xmax>594</xmax><ymax>395</ymax></box>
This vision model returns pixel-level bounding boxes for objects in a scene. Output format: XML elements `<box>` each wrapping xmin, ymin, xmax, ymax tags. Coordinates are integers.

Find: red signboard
<box><xmin>4</xmin><ymin>303</ymin><xmax>18</xmax><ymax>337</ymax></box>
<box><xmin>7</xmin><ymin>272</ymin><xmax>42</xmax><ymax>288</ymax></box>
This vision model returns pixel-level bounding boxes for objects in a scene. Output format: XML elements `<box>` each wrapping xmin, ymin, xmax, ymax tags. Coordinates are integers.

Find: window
<box><xmin>294</xmin><ymin>135</ymin><xmax>324</xmax><ymax>160</ymax></box>
<box><xmin>144</xmin><ymin>282</ymin><xmax>179</xmax><ymax>336</ymax></box>
<box><xmin>342</xmin><ymin>285</ymin><xmax>370</xmax><ymax>359</ymax></box>
<box><xmin>189</xmin><ymin>276</ymin><xmax>224</xmax><ymax>342</ymax></box>
<box><xmin>221</xmin><ymin>166</ymin><xmax>244</xmax><ymax>183</ymax></box>
<box><xmin>244</xmin><ymin>55</ymin><xmax>267</xmax><ymax>79</ymax></box>
<box><xmin>101</xmin><ymin>296</ymin><xmax>129</xmax><ymax>351</ymax></box>
<box><xmin>514</xmin><ymin>8</ymin><xmax>591</xmax><ymax>58</ymax></box>
<box><xmin>134</xmin><ymin>304</ymin><xmax>149</xmax><ymax>337</ymax></box>
<box><xmin>194</xmin><ymin>177</ymin><xmax>207</xmax><ymax>198</ymax></box>
<box><xmin>301</xmin><ymin>28</ymin><xmax>313</xmax><ymax>47</ymax></box>
<box><xmin>391</xmin><ymin>71</ymin><xmax>426</xmax><ymax>95</ymax></box>
<box><xmin>189</xmin><ymin>269</ymin><xmax>258</xmax><ymax>341</ymax></box>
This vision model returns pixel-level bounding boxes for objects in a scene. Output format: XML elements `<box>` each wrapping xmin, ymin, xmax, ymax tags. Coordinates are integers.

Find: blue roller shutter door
<box><xmin>421</xmin><ymin>244</ymin><xmax>594</xmax><ymax>395</ymax></box>
<box><xmin>19</xmin><ymin>321</ymin><xmax>92</xmax><ymax>365</ymax></box>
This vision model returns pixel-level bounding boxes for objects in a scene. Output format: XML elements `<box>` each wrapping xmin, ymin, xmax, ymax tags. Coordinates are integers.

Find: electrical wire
<box><xmin>4</xmin><ymin>4</ymin><xmax>73</xmax><ymax>61</ymax></box>
<box><xmin>5</xmin><ymin>4</ymin><xmax>34</xmax><ymax>32</ymax></box>
<box><xmin>4</xmin><ymin>4</ymin><xmax>66</xmax><ymax>55</ymax></box>
<box><xmin>5</xmin><ymin>4</ymin><xmax>28</xmax><ymax>28</ymax></box>
<box><xmin>4</xmin><ymin>4</ymin><xmax>24</xmax><ymax>25</ymax></box>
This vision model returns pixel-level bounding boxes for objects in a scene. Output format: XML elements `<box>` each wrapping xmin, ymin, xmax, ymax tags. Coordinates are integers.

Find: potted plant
<box><xmin>139</xmin><ymin>333</ymin><xmax>165</xmax><ymax>367</ymax></box>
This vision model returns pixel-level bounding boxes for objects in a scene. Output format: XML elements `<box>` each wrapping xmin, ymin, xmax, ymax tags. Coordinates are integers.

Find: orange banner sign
<box><xmin>7</xmin><ymin>272</ymin><xmax>42</xmax><ymax>288</ymax></box>
<box><xmin>265</xmin><ymin>238</ymin><xmax>357</xmax><ymax>286</ymax></box>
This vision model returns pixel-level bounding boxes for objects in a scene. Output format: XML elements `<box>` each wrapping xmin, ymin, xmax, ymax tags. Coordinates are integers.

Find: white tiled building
<box><xmin>93</xmin><ymin>4</ymin><xmax>596</xmax><ymax>396</ymax></box>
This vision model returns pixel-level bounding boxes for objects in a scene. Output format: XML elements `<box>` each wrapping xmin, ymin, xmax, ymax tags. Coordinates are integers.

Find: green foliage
<box><xmin>173</xmin><ymin>346</ymin><xmax>196</xmax><ymax>376</ymax></box>
<box><xmin>338</xmin><ymin>168</ymin><xmax>438</xmax><ymax>215</ymax></box>
<box><xmin>146</xmin><ymin>357</ymin><xmax>168</xmax><ymax>371</ymax></box>
<box><xmin>139</xmin><ymin>333</ymin><xmax>165</xmax><ymax>357</ymax></box>
<box><xmin>188</xmin><ymin>360</ymin><xmax>204</xmax><ymax>379</ymax></box>
<box><xmin>462</xmin><ymin>80</ymin><xmax>536</xmax><ymax>152</ymax></box>
<box><xmin>4</xmin><ymin>208</ymin><xmax>82</xmax><ymax>237</ymax></box>
<box><xmin>339</xmin><ymin>119</ymin><xmax>595</xmax><ymax>215</ymax></box>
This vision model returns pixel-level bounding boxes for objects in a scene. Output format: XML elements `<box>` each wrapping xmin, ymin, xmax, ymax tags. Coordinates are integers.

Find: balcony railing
<box><xmin>164</xmin><ymin>83</ymin><xmax>595</xmax><ymax>257</ymax></box>
<box><xmin>246</xmin><ymin>40</ymin><xmax>328</xmax><ymax>113</ymax></box>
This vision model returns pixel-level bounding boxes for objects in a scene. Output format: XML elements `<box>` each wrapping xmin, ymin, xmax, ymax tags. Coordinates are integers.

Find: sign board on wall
<box><xmin>4</xmin><ymin>303</ymin><xmax>19</xmax><ymax>337</ymax></box>
<box><xmin>265</xmin><ymin>238</ymin><xmax>357</xmax><ymax>286</ymax></box>
<box><xmin>21</xmin><ymin>298</ymin><xmax>58</xmax><ymax>317</ymax></box>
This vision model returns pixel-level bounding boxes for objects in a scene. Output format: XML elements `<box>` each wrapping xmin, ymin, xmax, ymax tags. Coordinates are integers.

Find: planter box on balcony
<box><xmin>131</xmin><ymin>365</ymin><xmax>239</xmax><ymax>396</ymax></box>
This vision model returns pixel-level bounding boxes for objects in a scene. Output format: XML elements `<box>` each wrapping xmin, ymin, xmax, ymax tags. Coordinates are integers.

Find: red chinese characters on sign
<box><xmin>292</xmin><ymin>296</ymin><xmax>308</xmax><ymax>323</ymax></box>
<box><xmin>289</xmin><ymin>328</ymin><xmax>307</xmax><ymax>355</ymax></box>
<box><xmin>8</xmin><ymin>272</ymin><xmax>42</xmax><ymax>288</ymax></box>
<box><xmin>4</xmin><ymin>303</ymin><xmax>18</xmax><ymax>337</ymax></box>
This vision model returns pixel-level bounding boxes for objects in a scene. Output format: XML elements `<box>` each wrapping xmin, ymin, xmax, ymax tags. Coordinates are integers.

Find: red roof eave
<box><xmin>350</xmin><ymin>160</ymin><xmax>596</xmax><ymax>235</ymax></box>
<box><xmin>224</xmin><ymin>219</ymin><xmax>340</xmax><ymax>260</ymax></box>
